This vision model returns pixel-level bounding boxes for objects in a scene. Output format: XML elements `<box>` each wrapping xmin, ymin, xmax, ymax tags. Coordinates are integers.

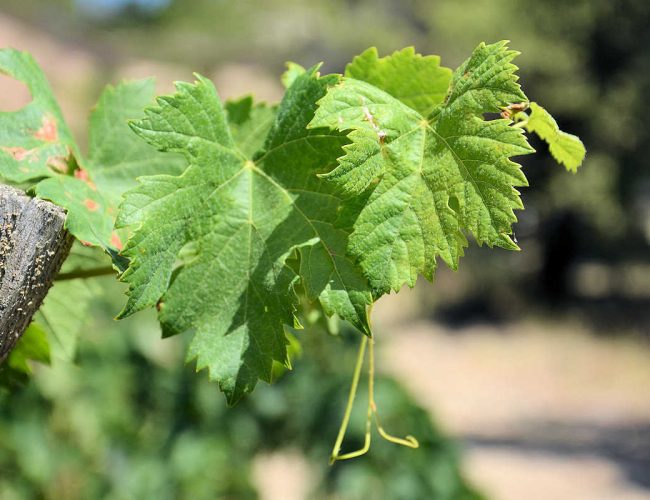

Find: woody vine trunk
<box><xmin>0</xmin><ymin>185</ymin><xmax>72</xmax><ymax>362</ymax></box>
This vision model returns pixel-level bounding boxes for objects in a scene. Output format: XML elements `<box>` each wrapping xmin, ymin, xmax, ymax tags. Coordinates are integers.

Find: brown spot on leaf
<box><xmin>501</xmin><ymin>102</ymin><xmax>529</xmax><ymax>120</ymax></box>
<box><xmin>2</xmin><ymin>146</ymin><xmax>36</xmax><ymax>162</ymax></box>
<box><xmin>110</xmin><ymin>232</ymin><xmax>123</xmax><ymax>250</ymax></box>
<box><xmin>509</xmin><ymin>102</ymin><xmax>529</xmax><ymax>112</ymax></box>
<box><xmin>80</xmin><ymin>240</ymin><xmax>93</xmax><ymax>247</ymax></box>
<box><xmin>74</xmin><ymin>168</ymin><xmax>96</xmax><ymax>190</ymax></box>
<box><xmin>84</xmin><ymin>198</ymin><xmax>99</xmax><ymax>211</ymax></box>
<box><xmin>156</xmin><ymin>299</ymin><xmax>163</xmax><ymax>312</ymax></box>
<box><xmin>47</xmin><ymin>156</ymin><xmax>69</xmax><ymax>174</ymax></box>
<box><xmin>34</xmin><ymin>115</ymin><xmax>59</xmax><ymax>142</ymax></box>
<box><xmin>74</xmin><ymin>168</ymin><xmax>89</xmax><ymax>182</ymax></box>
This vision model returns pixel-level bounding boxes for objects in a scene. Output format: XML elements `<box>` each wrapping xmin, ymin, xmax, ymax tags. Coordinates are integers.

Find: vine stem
<box><xmin>55</xmin><ymin>266</ymin><xmax>116</xmax><ymax>281</ymax></box>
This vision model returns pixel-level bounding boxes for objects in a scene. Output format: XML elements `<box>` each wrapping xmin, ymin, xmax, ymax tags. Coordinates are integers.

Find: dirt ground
<box><xmin>373</xmin><ymin>288</ymin><xmax>650</xmax><ymax>500</ymax></box>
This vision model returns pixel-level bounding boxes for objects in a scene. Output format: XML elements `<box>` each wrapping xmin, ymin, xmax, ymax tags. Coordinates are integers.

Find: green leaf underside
<box><xmin>0</xmin><ymin>49</ymin><xmax>78</xmax><ymax>183</ymax></box>
<box><xmin>310</xmin><ymin>41</ymin><xmax>534</xmax><ymax>294</ymax></box>
<box><xmin>118</xmin><ymin>68</ymin><xmax>372</xmax><ymax>403</ymax></box>
<box><xmin>525</xmin><ymin>102</ymin><xmax>586</xmax><ymax>173</ymax></box>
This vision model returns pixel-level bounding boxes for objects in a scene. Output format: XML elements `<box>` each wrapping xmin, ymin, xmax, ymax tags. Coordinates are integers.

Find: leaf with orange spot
<box><xmin>110</xmin><ymin>232</ymin><xmax>123</xmax><ymax>250</ymax></box>
<box><xmin>36</xmin><ymin>176</ymin><xmax>114</xmax><ymax>247</ymax></box>
<box><xmin>0</xmin><ymin>49</ymin><xmax>185</xmax><ymax>249</ymax></box>
<box><xmin>84</xmin><ymin>198</ymin><xmax>99</xmax><ymax>211</ymax></box>
<box><xmin>0</xmin><ymin>50</ymin><xmax>111</xmax><ymax>246</ymax></box>
<box><xmin>37</xmin><ymin>78</ymin><xmax>186</xmax><ymax>249</ymax></box>
<box><xmin>0</xmin><ymin>49</ymin><xmax>77</xmax><ymax>183</ymax></box>
<box><xmin>33</xmin><ymin>114</ymin><xmax>59</xmax><ymax>142</ymax></box>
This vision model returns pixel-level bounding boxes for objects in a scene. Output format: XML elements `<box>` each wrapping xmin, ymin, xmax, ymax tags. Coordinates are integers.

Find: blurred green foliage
<box><xmin>0</xmin><ymin>279</ymin><xmax>482</xmax><ymax>499</ymax></box>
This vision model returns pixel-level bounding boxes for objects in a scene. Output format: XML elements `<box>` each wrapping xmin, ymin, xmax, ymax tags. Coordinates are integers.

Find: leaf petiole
<box><xmin>55</xmin><ymin>266</ymin><xmax>115</xmax><ymax>281</ymax></box>
<box><xmin>368</xmin><ymin>338</ymin><xmax>419</xmax><ymax>449</ymax></box>
<box><xmin>330</xmin><ymin>335</ymin><xmax>368</xmax><ymax>464</ymax></box>
<box><xmin>330</xmin><ymin>333</ymin><xmax>419</xmax><ymax>465</ymax></box>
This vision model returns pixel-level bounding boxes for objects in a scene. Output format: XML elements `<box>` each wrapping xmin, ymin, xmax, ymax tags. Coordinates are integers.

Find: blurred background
<box><xmin>1</xmin><ymin>1</ymin><xmax>649</xmax><ymax>498</ymax></box>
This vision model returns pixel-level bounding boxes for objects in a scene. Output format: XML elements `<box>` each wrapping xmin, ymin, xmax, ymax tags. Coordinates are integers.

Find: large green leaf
<box><xmin>117</xmin><ymin>68</ymin><xmax>371</xmax><ymax>403</ymax></box>
<box><xmin>311</xmin><ymin>41</ymin><xmax>534</xmax><ymax>294</ymax></box>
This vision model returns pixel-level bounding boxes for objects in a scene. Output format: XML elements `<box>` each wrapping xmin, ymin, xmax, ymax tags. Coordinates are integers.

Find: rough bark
<box><xmin>0</xmin><ymin>185</ymin><xmax>72</xmax><ymax>363</ymax></box>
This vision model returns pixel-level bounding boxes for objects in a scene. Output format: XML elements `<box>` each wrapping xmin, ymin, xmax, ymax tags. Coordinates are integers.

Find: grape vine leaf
<box><xmin>524</xmin><ymin>102</ymin><xmax>586</xmax><ymax>172</ymax></box>
<box><xmin>0</xmin><ymin>49</ymin><xmax>78</xmax><ymax>183</ymax></box>
<box><xmin>310</xmin><ymin>41</ymin><xmax>534</xmax><ymax>294</ymax></box>
<box><xmin>117</xmin><ymin>67</ymin><xmax>372</xmax><ymax>403</ymax></box>
<box><xmin>281</xmin><ymin>62</ymin><xmax>306</xmax><ymax>89</ymax></box>
<box><xmin>0</xmin><ymin>49</ymin><xmax>184</xmax><ymax>249</ymax></box>
<box><xmin>345</xmin><ymin>46</ymin><xmax>453</xmax><ymax>116</ymax></box>
<box><xmin>35</xmin><ymin>78</ymin><xmax>186</xmax><ymax>248</ymax></box>
<box><xmin>85</xmin><ymin>78</ymin><xmax>188</xmax><ymax>209</ymax></box>
<box><xmin>225</xmin><ymin>96</ymin><xmax>277</xmax><ymax>158</ymax></box>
